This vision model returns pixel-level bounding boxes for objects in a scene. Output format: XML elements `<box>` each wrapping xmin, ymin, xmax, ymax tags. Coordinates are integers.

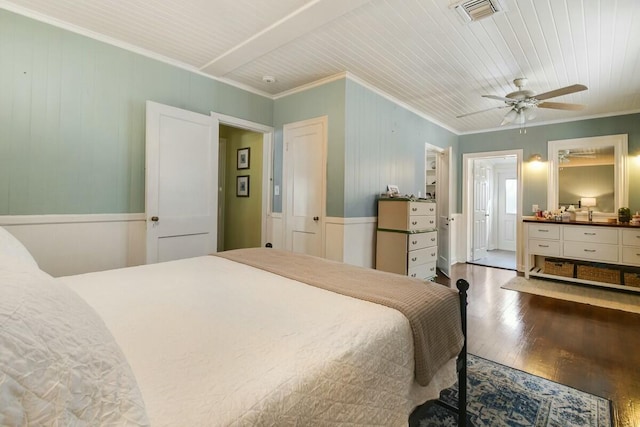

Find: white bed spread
<box><xmin>62</xmin><ymin>256</ymin><xmax>457</xmax><ymax>426</ymax></box>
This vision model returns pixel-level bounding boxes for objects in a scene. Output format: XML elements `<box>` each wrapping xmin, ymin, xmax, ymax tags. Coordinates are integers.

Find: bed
<box><xmin>0</xmin><ymin>226</ymin><xmax>468</xmax><ymax>426</ymax></box>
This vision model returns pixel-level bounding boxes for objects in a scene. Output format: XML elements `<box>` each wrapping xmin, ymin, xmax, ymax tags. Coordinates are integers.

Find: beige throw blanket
<box><xmin>215</xmin><ymin>248</ymin><xmax>464</xmax><ymax>386</ymax></box>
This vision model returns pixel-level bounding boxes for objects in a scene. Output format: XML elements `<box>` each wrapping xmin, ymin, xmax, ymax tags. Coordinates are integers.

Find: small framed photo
<box><xmin>237</xmin><ymin>147</ymin><xmax>250</xmax><ymax>170</ymax></box>
<box><xmin>387</xmin><ymin>184</ymin><xmax>400</xmax><ymax>196</ymax></box>
<box><xmin>236</xmin><ymin>175</ymin><xmax>250</xmax><ymax>197</ymax></box>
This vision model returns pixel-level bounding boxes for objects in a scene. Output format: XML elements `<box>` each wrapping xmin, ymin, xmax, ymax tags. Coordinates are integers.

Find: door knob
<box><xmin>313</xmin><ymin>216</ymin><xmax>319</xmax><ymax>221</ymax></box>
<box><xmin>151</xmin><ymin>216</ymin><xmax>159</xmax><ymax>222</ymax></box>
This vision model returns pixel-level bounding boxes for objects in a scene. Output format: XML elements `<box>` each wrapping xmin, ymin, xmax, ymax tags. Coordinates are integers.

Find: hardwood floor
<box><xmin>435</xmin><ymin>263</ymin><xmax>640</xmax><ymax>427</ymax></box>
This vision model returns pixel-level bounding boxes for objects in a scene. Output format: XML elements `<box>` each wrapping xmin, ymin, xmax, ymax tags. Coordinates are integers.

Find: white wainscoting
<box><xmin>1</xmin><ymin>214</ymin><xmax>146</xmax><ymax>277</ymax></box>
<box><xmin>324</xmin><ymin>217</ymin><xmax>377</xmax><ymax>268</ymax></box>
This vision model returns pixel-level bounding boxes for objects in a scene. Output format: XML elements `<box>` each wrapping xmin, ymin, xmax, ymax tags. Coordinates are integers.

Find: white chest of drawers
<box><xmin>376</xmin><ymin>199</ymin><xmax>437</xmax><ymax>280</ymax></box>
<box><xmin>524</xmin><ymin>220</ymin><xmax>640</xmax><ymax>292</ymax></box>
<box><xmin>622</xmin><ymin>229</ymin><xmax>640</xmax><ymax>266</ymax></box>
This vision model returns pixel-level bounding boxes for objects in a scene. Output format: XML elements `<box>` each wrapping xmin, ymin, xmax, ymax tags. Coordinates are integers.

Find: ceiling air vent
<box><xmin>451</xmin><ymin>0</ymin><xmax>504</xmax><ymax>23</ymax></box>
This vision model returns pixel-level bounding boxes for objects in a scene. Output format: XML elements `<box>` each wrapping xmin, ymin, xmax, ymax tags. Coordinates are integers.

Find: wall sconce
<box><xmin>529</xmin><ymin>154</ymin><xmax>542</xmax><ymax>162</ymax></box>
<box><xmin>580</xmin><ymin>197</ymin><xmax>597</xmax><ymax>222</ymax></box>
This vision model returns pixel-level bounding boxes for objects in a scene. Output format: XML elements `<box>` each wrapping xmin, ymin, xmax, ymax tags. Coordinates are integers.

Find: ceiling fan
<box><xmin>558</xmin><ymin>149</ymin><xmax>596</xmax><ymax>163</ymax></box>
<box><xmin>457</xmin><ymin>78</ymin><xmax>588</xmax><ymax>126</ymax></box>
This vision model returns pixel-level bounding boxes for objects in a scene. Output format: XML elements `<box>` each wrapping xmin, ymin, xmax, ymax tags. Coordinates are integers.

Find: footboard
<box><xmin>428</xmin><ymin>278</ymin><xmax>469</xmax><ymax>427</ymax></box>
<box><xmin>456</xmin><ymin>278</ymin><xmax>469</xmax><ymax>427</ymax></box>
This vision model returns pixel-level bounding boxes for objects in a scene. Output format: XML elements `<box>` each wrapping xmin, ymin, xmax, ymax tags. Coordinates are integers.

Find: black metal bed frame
<box><xmin>433</xmin><ymin>278</ymin><xmax>469</xmax><ymax>427</ymax></box>
<box><xmin>408</xmin><ymin>278</ymin><xmax>469</xmax><ymax>426</ymax></box>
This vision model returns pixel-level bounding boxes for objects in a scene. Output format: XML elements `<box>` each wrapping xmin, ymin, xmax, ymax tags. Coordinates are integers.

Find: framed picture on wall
<box><xmin>237</xmin><ymin>175</ymin><xmax>250</xmax><ymax>197</ymax></box>
<box><xmin>237</xmin><ymin>147</ymin><xmax>250</xmax><ymax>169</ymax></box>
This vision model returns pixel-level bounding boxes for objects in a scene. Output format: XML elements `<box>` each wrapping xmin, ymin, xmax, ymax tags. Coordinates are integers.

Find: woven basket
<box><xmin>544</xmin><ymin>259</ymin><xmax>574</xmax><ymax>278</ymax></box>
<box><xmin>576</xmin><ymin>264</ymin><xmax>621</xmax><ymax>285</ymax></box>
<box><xmin>623</xmin><ymin>272</ymin><xmax>640</xmax><ymax>288</ymax></box>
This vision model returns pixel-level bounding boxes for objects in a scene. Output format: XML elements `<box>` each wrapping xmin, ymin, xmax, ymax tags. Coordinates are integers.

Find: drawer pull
<box><xmin>538</xmin><ymin>244</ymin><xmax>549</xmax><ymax>248</ymax></box>
<box><xmin>410</xmin><ymin>273</ymin><xmax>417</xmax><ymax>277</ymax></box>
<box><xmin>412</xmin><ymin>221</ymin><xmax>417</xmax><ymax>225</ymax></box>
<box><xmin>584</xmin><ymin>232</ymin><xmax>596</xmax><ymax>236</ymax></box>
<box><xmin>538</xmin><ymin>229</ymin><xmax>549</xmax><ymax>232</ymax></box>
<box><xmin>431</xmin><ymin>252</ymin><xmax>436</xmax><ymax>256</ymax></box>
<box><xmin>411</xmin><ymin>257</ymin><xmax>417</xmax><ymax>261</ymax></box>
<box><xmin>411</xmin><ymin>240</ymin><xmax>418</xmax><ymax>245</ymax></box>
<box><xmin>431</xmin><ymin>238</ymin><xmax>436</xmax><ymax>241</ymax></box>
<box><xmin>412</xmin><ymin>207</ymin><xmax>418</xmax><ymax>212</ymax></box>
<box><xmin>584</xmin><ymin>249</ymin><xmax>596</xmax><ymax>253</ymax></box>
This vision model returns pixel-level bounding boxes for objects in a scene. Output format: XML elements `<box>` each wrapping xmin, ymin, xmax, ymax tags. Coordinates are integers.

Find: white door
<box><xmin>436</xmin><ymin>147</ymin><xmax>453</xmax><ymax>277</ymax></box>
<box><xmin>497</xmin><ymin>170</ymin><xmax>517</xmax><ymax>251</ymax></box>
<box><xmin>283</xmin><ymin>117</ymin><xmax>326</xmax><ymax>257</ymax></box>
<box><xmin>145</xmin><ymin>101</ymin><xmax>217</xmax><ymax>263</ymax></box>
<box><xmin>472</xmin><ymin>161</ymin><xmax>490</xmax><ymax>260</ymax></box>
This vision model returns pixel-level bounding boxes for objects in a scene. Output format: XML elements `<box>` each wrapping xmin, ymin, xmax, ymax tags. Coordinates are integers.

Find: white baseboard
<box><xmin>1</xmin><ymin>214</ymin><xmax>146</xmax><ymax>277</ymax></box>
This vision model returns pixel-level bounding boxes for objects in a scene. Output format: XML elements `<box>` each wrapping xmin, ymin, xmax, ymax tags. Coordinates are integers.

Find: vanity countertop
<box><xmin>523</xmin><ymin>217</ymin><xmax>640</xmax><ymax>227</ymax></box>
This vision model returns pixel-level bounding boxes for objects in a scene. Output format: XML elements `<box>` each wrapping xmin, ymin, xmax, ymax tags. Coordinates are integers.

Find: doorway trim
<box><xmin>462</xmin><ymin>149</ymin><xmax>523</xmax><ymax>271</ymax></box>
<box><xmin>211</xmin><ymin>112</ymin><xmax>274</xmax><ymax>247</ymax></box>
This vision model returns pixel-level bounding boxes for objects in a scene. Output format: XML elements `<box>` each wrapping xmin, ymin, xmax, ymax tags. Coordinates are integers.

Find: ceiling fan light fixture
<box><xmin>525</xmin><ymin>108</ymin><xmax>537</xmax><ymax>120</ymax></box>
<box><xmin>501</xmin><ymin>108</ymin><xmax>518</xmax><ymax>125</ymax></box>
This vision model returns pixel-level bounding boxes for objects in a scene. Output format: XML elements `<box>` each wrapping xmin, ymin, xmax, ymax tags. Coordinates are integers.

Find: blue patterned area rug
<box><xmin>411</xmin><ymin>355</ymin><xmax>612</xmax><ymax>427</ymax></box>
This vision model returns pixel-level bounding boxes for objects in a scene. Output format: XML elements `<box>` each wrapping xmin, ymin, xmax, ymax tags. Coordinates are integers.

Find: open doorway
<box><xmin>212</xmin><ymin>114</ymin><xmax>273</xmax><ymax>252</ymax></box>
<box><xmin>463</xmin><ymin>150</ymin><xmax>522</xmax><ymax>271</ymax></box>
<box><xmin>218</xmin><ymin>125</ymin><xmax>264</xmax><ymax>251</ymax></box>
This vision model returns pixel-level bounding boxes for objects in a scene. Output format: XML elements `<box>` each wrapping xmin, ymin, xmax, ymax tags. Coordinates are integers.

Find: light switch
<box><xmin>532</xmin><ymin>204</ymin><xmax>539</xmax><ymax>212</ymax></box>
<box><xmin>274</xmin><ymin>185</ymin><xmax>280</xmax><ymax>196</ymax></box>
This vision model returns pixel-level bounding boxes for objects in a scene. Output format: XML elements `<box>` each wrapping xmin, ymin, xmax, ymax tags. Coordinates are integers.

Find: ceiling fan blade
<box><xmin>456</xmin><ymin>105</ymin><xmax>509</xmax><ymax>119</ymax></box>
<box><xmin>535</xmin><ymin>84</ymin><xmax>587</xmax><ymax>100</ymax></box>
<box><xmin>538</xmin><ymin>101</ymin><xmax>586</xmax><ymax>111</ymax></box>
<box><xmin>482</xmin><ymin>94</ymin><xmax>517</xmax><ymax>103</ymax></box>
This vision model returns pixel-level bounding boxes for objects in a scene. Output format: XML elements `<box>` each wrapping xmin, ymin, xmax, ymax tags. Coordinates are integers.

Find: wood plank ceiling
<box><xmin>2</xmin><ymin>0</ymin><xmax>639</xmax><ymax>134</ymax></box>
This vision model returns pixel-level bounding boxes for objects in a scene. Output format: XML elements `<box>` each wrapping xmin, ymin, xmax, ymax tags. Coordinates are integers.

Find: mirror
<box><xmin>548</xmin><ymin>134</ymin><xmax>628</xmax><ymax>216</ymax></box>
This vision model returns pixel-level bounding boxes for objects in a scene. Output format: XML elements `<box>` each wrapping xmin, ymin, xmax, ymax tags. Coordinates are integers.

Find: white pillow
<box><xmin>0</xmin><ymin>267</ymin><xmax>150</xmax><ymax>426</ymax></box>
<box><xmin>0</xmin><ymin>226</ymin><xmax>39</xmax><ymax>270</ymax></box>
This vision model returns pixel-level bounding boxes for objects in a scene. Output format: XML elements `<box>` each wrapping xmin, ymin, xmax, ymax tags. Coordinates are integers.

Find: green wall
<box><xmin>219</xmin><ymin>125</ymin><xmax>262</xmax><ymax>250</ymax></box>
<box><xmin>273</xmin><ymin>79</ymin><xmax>346</xmax><ymax>216</ymax></box>
<box><xmin>344</xmin><ymin>79</ymin><xmax>459</xmax><ymax>217</ymax></box>
<box><xmin>272</xmin><ymin>78</ymin><xmax>458</xmax><ymax>218</ymax></box>
<box><xmin>5</xmin><ymin>9</ymin><xmax>640</xmax><ymax>221</ymax></box>
<box><xmin>458</xmin><ymin>113</ymin><xmax>640</xmax><ymax>213</ymax></box>
<box><xmin>0</xmin><ymin>9</ymin><xmax>272</xmax><ymax>215</ymax></box>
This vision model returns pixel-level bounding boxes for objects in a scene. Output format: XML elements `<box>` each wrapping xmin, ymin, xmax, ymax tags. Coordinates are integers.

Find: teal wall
<box><xmin>4</xmin><ymin>9</ymin><xmax>639</xmax><ymax>220</ymax></box>
<box><xmin>0</xmin><ymin>10</ymin><xmax>272</xmax><ymax>215</ymax></box>
<box><xmin>273</xmin><ymin>79</ymin><xmax>346</xmax><ymax>216</ymax></box>
<box><xmin>344</xmin><ymin>80</ymin><xmax>458</xmax><ymax>217</ymax></box>
<box><xmin>458</xmin><ymin>113</ymin><xmax>640</xmax><ymax>214</ymax></box>
<box><xmin>272</xmin><ymin>78</ymin><xmax>458</xmax><ymax>218</ymax></box>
